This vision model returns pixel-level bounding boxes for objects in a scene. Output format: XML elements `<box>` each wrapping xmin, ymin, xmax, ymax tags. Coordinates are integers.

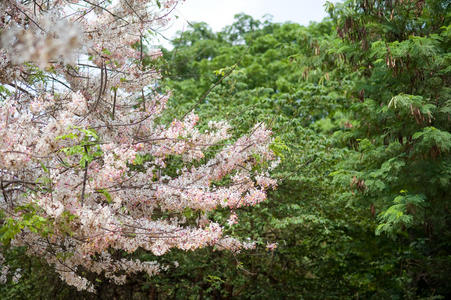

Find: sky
<box><xmin>157</xmin><ymin>0</ymin><xmax>336</xmax><ymax>47</ymax></box>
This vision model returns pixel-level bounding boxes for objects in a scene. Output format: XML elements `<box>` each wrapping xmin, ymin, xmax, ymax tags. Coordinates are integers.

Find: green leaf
<box><xmin>97</xmin><ymin>189</ymin><xmax>113</xmax><ymax>204</ymax></box>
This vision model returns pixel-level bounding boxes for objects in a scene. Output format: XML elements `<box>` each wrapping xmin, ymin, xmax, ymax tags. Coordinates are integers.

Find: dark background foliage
<box><xmin>1</xmin><ymin>0</ymin><xmax>450</xmax><ymax>298</ymax></box>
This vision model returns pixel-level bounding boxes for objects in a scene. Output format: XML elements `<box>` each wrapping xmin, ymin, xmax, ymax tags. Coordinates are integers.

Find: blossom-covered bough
<box><xmin>0</xmin><ymin>0</ymin><xmax>277</xmax><ymax>292</ymax></box>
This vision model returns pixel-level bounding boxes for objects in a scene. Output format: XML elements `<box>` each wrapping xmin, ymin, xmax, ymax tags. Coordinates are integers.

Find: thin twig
<box><xmin>182</xmin><ymin>64</ymin><xmax>238</xmax><ymax>119</ymax></box>
<box><xmin>80</xmin><ymin>145</ymin><xmax>89</xmax><ymax>205</ymax></box>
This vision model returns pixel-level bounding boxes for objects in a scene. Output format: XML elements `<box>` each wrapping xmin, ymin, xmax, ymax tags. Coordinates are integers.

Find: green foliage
<box><xmin>57</xmin><ymin>126</ymin><xmax>102</xmax><ymax>168</ymax></box>
<box><xmin>327</xmin><ymin>0</ymin><xmax>451</xmax><ymax>297</ymax></box>
<box><xmin>3</xmin><ymin>1</ymin><xmax>450</xmax><ymax>298</ymax></box>
<box><xmin>0</xmin><ymin>204</ymin><xmax>52</xmax><ymax>246</ymax></box>
<box><xmin>376</xmin><ymin>192</ymin><xmax>427</xmax><ymax>238</ymax></box>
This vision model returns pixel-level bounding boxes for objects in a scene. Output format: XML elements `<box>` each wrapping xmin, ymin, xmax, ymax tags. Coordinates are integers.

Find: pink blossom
<box><xmin>266</xmin><ymin>242</ymin><xmax>278</xmax><ymax>251</ymax></box>
<box><xmin>0</xmin><ymin>0</ymin><xmax>276</xmax><ymax>292</ymax></box>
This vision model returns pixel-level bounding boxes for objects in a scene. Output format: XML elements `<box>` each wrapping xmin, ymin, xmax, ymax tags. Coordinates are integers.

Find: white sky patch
<box><xmin>156</xmin><ymin>0</ymin><xmax>339</xmax><ymax>48</ymax></box>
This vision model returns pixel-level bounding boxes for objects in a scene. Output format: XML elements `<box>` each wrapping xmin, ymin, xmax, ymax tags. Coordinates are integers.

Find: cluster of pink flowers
<box><xmin>266</xmin><ymin>242</ymin><xmax>278</xmax><ymax>251</ymax></box>
<box><xmin>0</xmin><ymin>0</ymin><xmax>277</xmax><ymax>292</ymax></box>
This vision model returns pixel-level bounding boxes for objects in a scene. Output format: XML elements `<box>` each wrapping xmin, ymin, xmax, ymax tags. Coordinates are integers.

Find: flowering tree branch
<box><xmin>0</xmin><ymin>0</ymin><xmax>278</xmax><ymax>292</ymax></box>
